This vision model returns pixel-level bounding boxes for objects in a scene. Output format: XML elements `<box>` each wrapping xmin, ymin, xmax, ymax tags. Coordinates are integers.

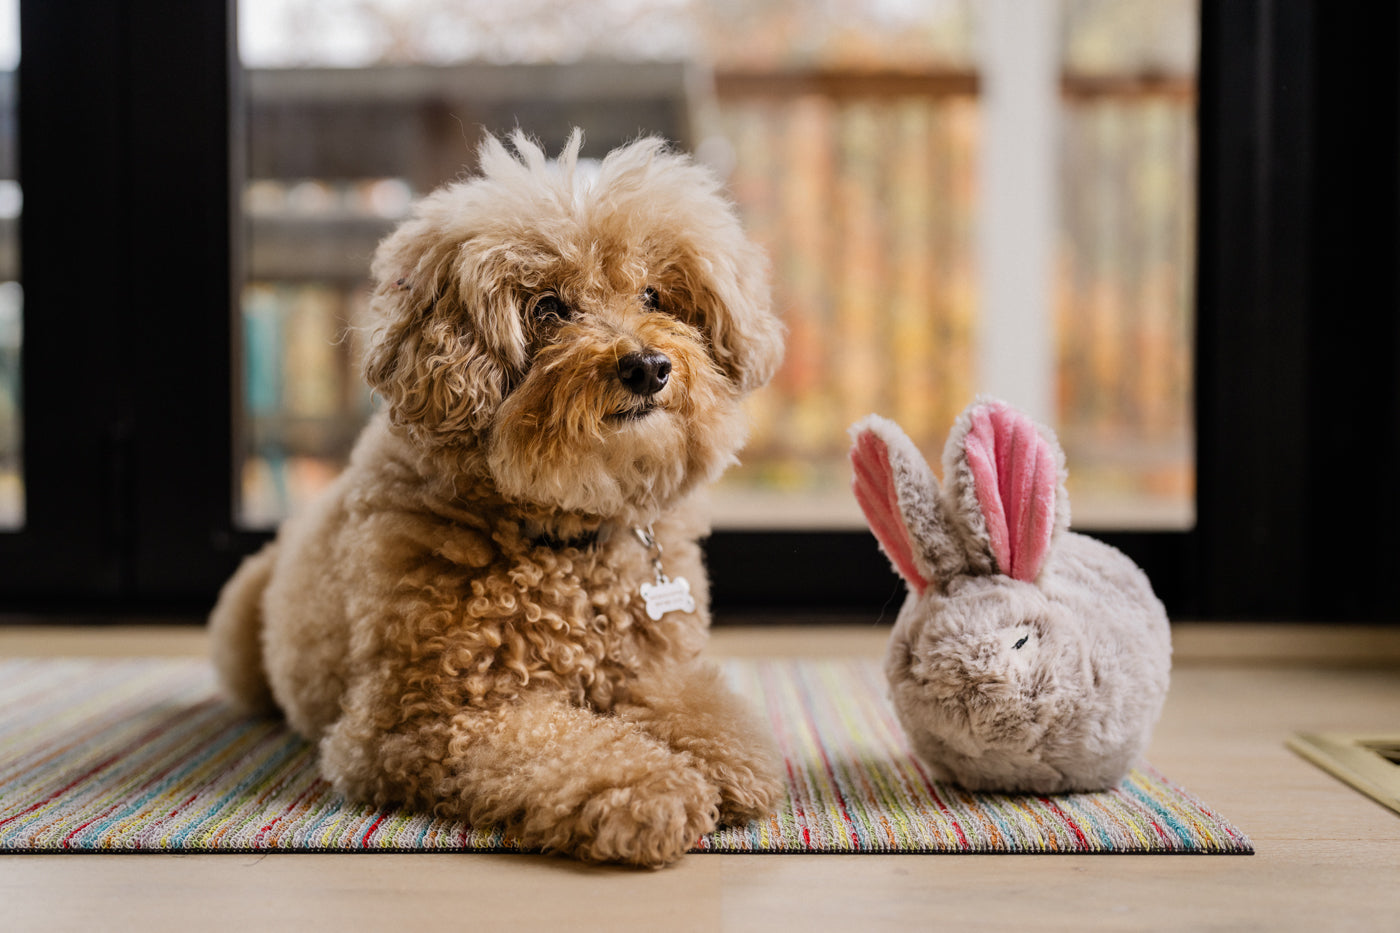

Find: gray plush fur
<box><xmin>853</xmin><ymin>401</ymin><xmax>1172</xmax><ymax>794</ymax></box>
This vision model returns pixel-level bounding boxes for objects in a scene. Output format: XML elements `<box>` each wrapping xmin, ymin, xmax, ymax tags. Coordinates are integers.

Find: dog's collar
<box><xmin>529</xmin><ymin>529</ymin><xmax>602</xmax><ymax>551</ymax></box>
<box><xmin>527</xmin><ymin>523</ymin><xmax>615</xmax><ymax>551</ymax></box>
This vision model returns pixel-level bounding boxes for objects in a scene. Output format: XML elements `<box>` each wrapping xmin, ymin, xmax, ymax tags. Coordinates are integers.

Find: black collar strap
<box><xmin>529</xmin><ymin>528</ymin><xmax>603</xmax><ymax>551</ymax></box>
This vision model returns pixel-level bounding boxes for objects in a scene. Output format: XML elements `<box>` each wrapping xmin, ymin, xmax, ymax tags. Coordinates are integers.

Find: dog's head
<box><xmin>363</xmin><ymin>130</ymin><xmax>783</xmax><ymax>523</ymax></box>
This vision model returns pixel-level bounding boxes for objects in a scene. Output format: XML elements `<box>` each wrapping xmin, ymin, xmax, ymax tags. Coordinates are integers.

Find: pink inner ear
<box><xmin>851</xmin><ymin>430</ymin><xmax>930</xmax><ymax>595</ymax></box>
<box><xmin>962</xmin><ymin>405</ymin><xmax>1057</xmax><ymax>582</ymax></box>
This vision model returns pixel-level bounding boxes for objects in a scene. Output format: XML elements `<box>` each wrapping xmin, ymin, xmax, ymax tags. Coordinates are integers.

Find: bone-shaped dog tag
<box><xmin>640</xmin><ymin>575</ymin><xmax>696</xmax><ymax>620</ymax></box>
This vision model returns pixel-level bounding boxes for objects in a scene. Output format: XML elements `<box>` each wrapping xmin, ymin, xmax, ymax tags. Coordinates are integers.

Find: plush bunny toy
<box><xmin>849</xmin><ymin>398</ymin><xmax>1171</xmax><ymax>794</ymax></box>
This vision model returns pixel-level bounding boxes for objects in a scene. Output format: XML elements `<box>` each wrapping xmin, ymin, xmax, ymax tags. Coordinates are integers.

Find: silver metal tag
<box><xmin>640</xmin><ymin>575</ymin><xmax>696</xmax><ymax>620</ymax></box>
<box><xmin>634</xmin><ymin>524</ymin><xmax>696</xmax><ymax>619</ymax></box>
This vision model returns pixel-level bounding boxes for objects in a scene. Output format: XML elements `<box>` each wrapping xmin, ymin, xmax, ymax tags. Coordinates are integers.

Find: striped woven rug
<box><xmin>0</xmin><ymin>657</ymin><xmax>1251</xmax><ymax>855</ymax></box>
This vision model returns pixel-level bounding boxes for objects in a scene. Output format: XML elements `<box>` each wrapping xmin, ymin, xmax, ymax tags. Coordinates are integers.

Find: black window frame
<box><xmin>3</xmin><ymin>0</ymin><xmax>1397</xmax><ymax>622</ymax></box>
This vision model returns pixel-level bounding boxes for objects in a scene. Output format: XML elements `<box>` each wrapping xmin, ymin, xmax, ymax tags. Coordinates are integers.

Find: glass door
<box><xmin>3</xmin><ymin>0</ymin><xmax>1386</xmax><ymax>620</ymax></box>
<box><xmin>216</xmin><ymin>0</ymin><xmax>1400</xmax><ymax>622</ymax></box>
<box><xmin>233</xmin><ymin>0</ymin><xmax>1197</xmax><ymax>539</ymax></box>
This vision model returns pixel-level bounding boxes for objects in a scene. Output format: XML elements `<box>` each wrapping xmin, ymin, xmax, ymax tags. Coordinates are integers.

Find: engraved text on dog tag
<box><xmin>640</xmin><ymin>576</ymin><xmax>696</xmax><ymax>620</ymax></box>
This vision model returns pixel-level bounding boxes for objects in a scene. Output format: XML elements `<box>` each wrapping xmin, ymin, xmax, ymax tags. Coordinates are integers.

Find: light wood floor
<box><xmin>1</xmin><ymin>621</ymin><xmax>1398</xmax><ymax>932</ymax></box>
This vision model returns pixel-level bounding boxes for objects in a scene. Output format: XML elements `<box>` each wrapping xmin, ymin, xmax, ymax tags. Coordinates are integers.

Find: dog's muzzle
<box><xmin>617</xmin><ymin>349</ymin><xmax>671</xmax><ymax>397</ymax></box>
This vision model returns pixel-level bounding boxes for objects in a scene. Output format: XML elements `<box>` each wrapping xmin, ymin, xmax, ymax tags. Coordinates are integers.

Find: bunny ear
<box><xmin>850</xmin><ymin>417</ymin><xmax>934</xmax><ymax>594</ymax></box>
<box><xmin>948</xmin><ymin>398</ymin><xmax>1067</xmax><ymax>583</ymax></box>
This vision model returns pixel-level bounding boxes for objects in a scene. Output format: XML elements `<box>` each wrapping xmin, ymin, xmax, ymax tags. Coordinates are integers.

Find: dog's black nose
<box><xmin>617</xmin><ymin>349</ymin><xmax>672</xmax><ymax>397</ymax></box>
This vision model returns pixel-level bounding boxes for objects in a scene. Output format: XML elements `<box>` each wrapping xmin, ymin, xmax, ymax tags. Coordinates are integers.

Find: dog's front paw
<box><xmin>566</xmin><ymin>764</ymin><xmax>721</xmax><ymax>868</ymax></box>
<box><xmin>705</xmin><ymin>746</ymin><xmax>786</xmax><ymax>826</ymax></box>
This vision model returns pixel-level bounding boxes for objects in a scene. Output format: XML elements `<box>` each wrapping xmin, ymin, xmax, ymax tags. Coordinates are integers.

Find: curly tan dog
<box><xmin>209</xmin><ymin>131</ymin><xmax>785</xmax><ymax>868</ymax></box>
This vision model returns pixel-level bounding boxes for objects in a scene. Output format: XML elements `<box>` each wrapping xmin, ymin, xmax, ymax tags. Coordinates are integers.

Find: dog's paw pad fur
<box><xmin>568</xmin><ymin>767</ymin><xmax>721</xmax><ymax>868</ymax></box>
<box><xmin>712</xmin><ymin>761</ymin><xmax>786</xmax><ymax>826</ymax></box>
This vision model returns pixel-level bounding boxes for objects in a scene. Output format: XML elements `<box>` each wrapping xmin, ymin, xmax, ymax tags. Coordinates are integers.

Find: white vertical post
<box><xmin>977</xmin><ymin>0</ymin><xmax>1060</xmax><ymax>426</ymax></box>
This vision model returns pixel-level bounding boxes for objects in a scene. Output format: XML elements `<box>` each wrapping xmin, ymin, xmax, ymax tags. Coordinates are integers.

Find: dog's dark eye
<box><xmin>641</xmin><ymin>287</ymin><xmax>660</xmax><ymax>310</ymax></box>
<box><xmin>532</xmin><ymin>295</ymin><xmax>569</xmax><ymax>323</ymax></box>
<box><xmin>1013</xmin><ymin>634</ymin><xmax>1030</xmax><ymax>650</ymax></box>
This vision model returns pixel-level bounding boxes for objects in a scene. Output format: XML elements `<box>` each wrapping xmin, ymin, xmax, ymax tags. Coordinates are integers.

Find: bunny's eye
<box><xmin>1013</xmin><ymin>634</ymin><xmax>1030</xmax><ymax>650</ymax></box>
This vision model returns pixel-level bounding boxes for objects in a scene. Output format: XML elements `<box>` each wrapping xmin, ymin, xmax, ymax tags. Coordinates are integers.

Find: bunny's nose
<box><xmin>617</xmin><ymin>349</ymin><xmax>671</xmax><ymax>397</ymax></box>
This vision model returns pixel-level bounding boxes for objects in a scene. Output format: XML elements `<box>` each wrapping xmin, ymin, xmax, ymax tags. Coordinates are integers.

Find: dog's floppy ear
<box><xmin>363</xmin><ymin>194</ymin><xmax>517</xmax><ymax>441</ymax></box>
<box><xmin>694</xmin><ymin>235</ymin><xmax>785</xmax><ymax>394</ymax></box>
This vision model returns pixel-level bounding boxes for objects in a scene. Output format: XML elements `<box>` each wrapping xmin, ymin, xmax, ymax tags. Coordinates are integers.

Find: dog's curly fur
<box><xmin>209</xmin><ymin>131</ymin><xmax>786</xmax><ymax>868</ymax></box>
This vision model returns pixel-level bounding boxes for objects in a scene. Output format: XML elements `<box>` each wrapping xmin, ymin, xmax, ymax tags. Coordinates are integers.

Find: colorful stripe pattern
<box><xmin>0</xmin><ymin>657</ymin><xmax>1251</xmax><ymax>854</ymax></box>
